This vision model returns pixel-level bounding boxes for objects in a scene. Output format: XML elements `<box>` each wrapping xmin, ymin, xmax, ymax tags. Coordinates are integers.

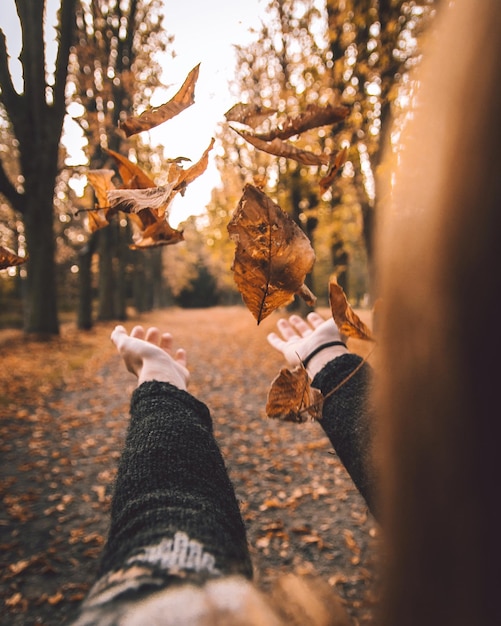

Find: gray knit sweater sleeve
<box><xmin>98</xmin><ymin>380</ymin><xmax>252</xmax><ymax>581</ymax></box>
<box><xmin>312</xmin><ymin>354</ymin><xmax>378</xmax><ymax>517</ymax></box>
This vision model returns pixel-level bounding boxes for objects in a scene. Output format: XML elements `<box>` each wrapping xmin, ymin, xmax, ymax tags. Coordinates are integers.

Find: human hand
<box><xmin>267</xmin><ymin>312</ymin><xmax>348</xmax><ymax>379</ymax></box>
<box><xmin>110</xmin><ymin>325</ymin><xmax>189</xmax><ymax>390</ymax></box>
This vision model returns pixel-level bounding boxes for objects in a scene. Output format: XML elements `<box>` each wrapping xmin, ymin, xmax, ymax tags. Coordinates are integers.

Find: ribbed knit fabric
<box><xmin>70</xmin><ymin>357</ymin><xmax>375</xmax><ymax>624</ymax></box>
<box><xmin>98</xmin><ymin>380</ymin><xmax>253</xmax><ymax>581</ymax></box>
<box><xmin>312</xmin><ymin>353</ymin><xmax>378</xmax><ymax>518</ymax></box>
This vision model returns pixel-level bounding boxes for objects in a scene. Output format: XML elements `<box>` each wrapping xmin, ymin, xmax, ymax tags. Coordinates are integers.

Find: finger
<box><xmin>306</xmin><ymin>311</ymin><xmax>326</xmax><ymax>328</ymax></box>
<box><xmin>159</xmin><ymin>332</ymin><xmax>173</xmax><ymax>352</ymax></box>
<box><xmin>267</xmin><ymin>331</ymin><xmax>286</xmax><ymax>351</ymax></box>
<box><xmin>110</xmin><ymin>325</ymin><xmax>127</xmax><ymax>347</ymax></box>
<box><xmin>175</xmin><ymin>348</ymin><xmax>187</xmax><ymax>368</ymax></box>
<box><xmin>289</xmin><ymin>314</ymin><xmax>314</xmax><ymax>337</ymax></box>
<box><xmin>145</xmin><ymin>326</ymin><xmax>161</xmax><ymax>345</ymax></box>
<box><xmin>130</xmin><ymin>325</ymin><xmax>145</xmax><ymax>339</ymax></box>
<box><xmin>276</xmin><ymin>318</ymin><xmax>299</xmax><ymax>341</ymax></box>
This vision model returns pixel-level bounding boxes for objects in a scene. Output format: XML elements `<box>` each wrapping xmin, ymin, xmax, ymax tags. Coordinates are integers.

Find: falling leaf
<box><xmin>266</xmin><ymin>364</ymin><xmax>323</xmax><ymax>422</ymax></box>
<box><xmin>252</xmin><ymin>103</ymin><xmax>350</xmax><ymax>141</ymax></box>
<box><xmin>227</xmin><ymin>184</ymin><xmax>316</xmax><ymax>324</ymax></box>
<box><xmin>86</xmin><ymin>169</ymin><xmax>116</xmax><ymax>232</ymax></box>
<box><xmin>224</xmin><ymin>102</ymin><xmax>278</xmax><ymax>128</ymax></box>
<box><xmin>329</xmin><ymin>275</ymin><xmax>375</xmax><ymax>341</ymax></box>
<box><xmin>174</xmin><ymin>137</ymin><xmax>215</xmax><ymax>192</ymax></box>
<box><xmin>119</xmin><ymin>63</ymin><xmax>200</xmax><ymax>136</ymax></box>
<box><xmin>107</xmin><ymin>183</ymin><xmax>178</xmax><ymax>217</ymax></box>
<box><xmin>233</xmin><ymin>128</ymin><xmax>330</xmax><ymax>167</ymax></box>
<box><xmin>0</xmin><ymin>245</ymin><xmax>27</xmax><ymax>270</ymax></box>
<box><xmin>129</xmin><ymin>217</ymin><xmax>184</xmax><ymax>249</ymax></box>
<box><xmin>104</xmin><ymin>148</ymin><xmax>156</xmax><ymax>189</ymax></box>
<box><xmin>319</xmin><ymin>147</ymin><xmax>348</xmax><ymax>194</ymax></box>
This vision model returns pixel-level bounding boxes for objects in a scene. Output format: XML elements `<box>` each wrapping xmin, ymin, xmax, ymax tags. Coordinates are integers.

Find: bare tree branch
<box><xmin>0</xmin><ymin>29</ymin><xmax>22</xmax><ymax>116</ymax></box>
<box><xmin>0</xmin><ymin>157</ymin><xmax>23</xmax><ymax>213</ymax></box>
<box><xmin>53</xmin><ymin>0</ymin><xmax>77</xmax><ymax>118</ymax></box>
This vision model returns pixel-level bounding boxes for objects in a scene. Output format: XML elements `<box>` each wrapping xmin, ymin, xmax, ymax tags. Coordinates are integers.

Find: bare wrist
<box><xmin>305</xmin><ymin>345</ymin><xmax>349</xmax><ymax>379</ymax></box>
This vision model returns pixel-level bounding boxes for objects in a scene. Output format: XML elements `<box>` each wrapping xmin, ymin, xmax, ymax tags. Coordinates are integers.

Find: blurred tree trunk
<box><xmin>0</xmin><ymin>0</ymin><xmax>76</xmax><ymax>335</ymax></box>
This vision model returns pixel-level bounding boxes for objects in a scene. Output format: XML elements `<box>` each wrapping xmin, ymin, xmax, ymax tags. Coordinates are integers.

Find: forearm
<box><xmin>312</xmin><ymin>354</ymin><xmax>379</xmax><ymax>517</ymax></box>
<box><xmin>99</xmin><ymin>381</ymin><xmax>252</xmax><ymax>581</ymax></box>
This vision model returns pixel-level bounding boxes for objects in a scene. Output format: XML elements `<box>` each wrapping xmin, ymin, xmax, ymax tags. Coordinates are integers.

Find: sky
<box><xmin>0</xmin><ymin>0</ymin><xmax>267</xmax><ymax>226</ymax></box>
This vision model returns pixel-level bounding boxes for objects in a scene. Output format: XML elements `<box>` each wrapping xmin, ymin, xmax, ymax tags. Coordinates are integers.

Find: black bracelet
<box><xmin>302</xmin><ymin>341</ymin><xmax>347</xmax><ymax>368</ymax></box>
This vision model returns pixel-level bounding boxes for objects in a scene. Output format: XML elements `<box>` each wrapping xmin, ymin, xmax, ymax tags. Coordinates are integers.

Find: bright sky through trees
<box><xmin>0</xmin><ymin>0</ymin><xmax>265</xmax><ymax>226</ymax></box>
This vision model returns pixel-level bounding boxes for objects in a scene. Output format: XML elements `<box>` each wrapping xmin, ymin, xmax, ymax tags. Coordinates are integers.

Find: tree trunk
<box><xmin>77</xmin><ymin>233</ymin><xmax>97</xmax><ymax>330</ymax></box>
<box><xmin>22</xmin><ymin>191</ymin><xmax>59</xmax><ymax>336</ymax></box>
<box><xmin>97</xmin><ymin>224</ymin><xmax>115</xmax><ymax>320</ymax></box>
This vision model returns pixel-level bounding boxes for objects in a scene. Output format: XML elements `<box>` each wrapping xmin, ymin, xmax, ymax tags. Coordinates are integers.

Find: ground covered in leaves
<box><xmin>0</xmin><ymin>306</ymin><xmax>381</xmax><ymax>625</ymax></box>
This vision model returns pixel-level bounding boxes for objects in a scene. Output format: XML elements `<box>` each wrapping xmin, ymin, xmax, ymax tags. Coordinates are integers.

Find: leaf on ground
<box><xmin>224</xmin><ymin>102</ymin><xmax>278</xmax><ymax>128</ymax></box>
<box><xmin>329</xmin><ymin>275</ymin><xmax>375</xmax><ymax>341</ymax></box>
<box><xmin>0</xmin><ymin>245</ymin><xmax>27</xmax><ymax>270</ymax></box>
<box><xmin>233</xmin><ymin>128</ymin><xmax>330</xmax><ymax>167</ymax></box>
<box><xmin>119</xmin><ymin>63</ymin><xmax>200</xmax><ymax>136</ymax></box>
<box><xmin>319</xmin><ymin>147</ymin><xmax>348</xmax><ymax>193</ymax></box>
<box><xmin>86</xmin><ymin>169</ymin><xmax>117</xmax><ymax>231</ymax></box>
<box><xmin>266</xmin><ymin>364</ymin><xmax>323</xmax><ymax>422</ymax></box>
<box><xmin>227</xmin><ymin>184</ymin><xmax>316</xmax><ymax>324</ymax></box>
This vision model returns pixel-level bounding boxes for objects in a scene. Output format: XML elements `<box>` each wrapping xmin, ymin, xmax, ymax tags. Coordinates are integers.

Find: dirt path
<box><xmin>0</xmin><ymin>306</ymin><xmax>380</xmax><ymax>625</ymax></box>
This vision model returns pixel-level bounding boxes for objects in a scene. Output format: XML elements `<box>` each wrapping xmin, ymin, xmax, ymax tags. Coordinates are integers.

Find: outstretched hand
<box><xmin>267</xmin><ymin>312</ymin><xmax>348</xmax><ymax>378</ymax></box>
<box><xmin>111</xmin><ymin>325</ymin><xmax>189</xmax><ymax>390</ymax></box>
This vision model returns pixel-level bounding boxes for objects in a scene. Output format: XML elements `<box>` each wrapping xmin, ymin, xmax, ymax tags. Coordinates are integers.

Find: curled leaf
<box><xmin>266</xmin><ymin>364</ymin><xmax>323</xmax><ymax>422</ymax></box>
<box><xmin>120</xmin><ymin>63</ymin><xmax>200</xmax><ymax>137</ymax></box>
<box><xmin>329</xmin><ymin>275</ymin><xmax>375</xmax><ymax>341</ymax></box>
<box><xmin>174</xmin><ymin>137</ymin><xmax>215</xmax><ymax>192</ymax></box>
<box><xmin>233</xmin><ymin>128</ymin><xmax>330</xmax><ymax>167</ymax></box>
<box><xmin>129</xmin><ymin>217</ymin><xmax>184</xmax><ymax>249</ymax></box>
<box><xmin>107</xmin><ymin>183</ymin><xmax>178</xmax><ymax>217</ymax></box>
<box><xmin>104</xmin><ymin>148</ymin><xmax>156</xmax><ymax>189</ymax></box>
<box><xmin>319</xmin><ymin>147</ymin><xmax>348</xmax><ymax>194</ymax></box>
<box><xmin>86</xmin><ymin>169</ymin><xmax>116</xmax><ymax>231</ymax></box>
<box><xmin>227</xmin><ymin>184</ymin><xmax>316</xmax><ymax>324</ymax></box>
<box><xmin>0</xmin><ymin>245</ymin><xmax>27</xmax><ymax>270</ymax></box>
<box><xmin>224</xmin><ymin>102</ymin><xmax>278</xmax><ymax>128</ymax></box>
<box><xmin>253</xmin><ymin>103</ymin><xmax>350</xmax><ymax>142</ymax></box>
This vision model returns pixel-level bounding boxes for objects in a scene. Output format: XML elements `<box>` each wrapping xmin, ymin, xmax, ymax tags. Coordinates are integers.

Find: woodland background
<box><xmin>0</xmin><ymin>0</ymin><xmax>438</xmax><ymax>334</ymax></box>
<box><xmin>1</xmin><ymin>1</ymin><xmax>440</xmax><ymax>623</ymax></box>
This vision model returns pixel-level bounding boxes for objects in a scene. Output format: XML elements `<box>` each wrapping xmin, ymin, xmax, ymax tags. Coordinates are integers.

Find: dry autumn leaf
<box><xmin>104</xmin><ymin>148</ymin><xmax>156</xmax><ymax>189</ymax></box>
<box><xmin>233</xmin><ymin>128</ymin><xmax>331</xmax><ymax>167</ymax></box>
<box><xmin>266</xmin><ymin>364</ymin><xmax>323</xmax><ymax>422</ymax></box>
<box><xmin>107</xmin><ymin>184</ymin><xmax>179</xmax><ymax>216</ymax></box>
<box><xmin>129</xmin><ymin>217</ymin><xmax>184</xmax><ymax>249</ymax></box>
<box><xmin>252</xmin><ymin>102</ymin><xmax>349</xmax><ymax>142</ymax></box>
<box><xmin>224</xmin><ymin>102</ymin><xmax>278</xmax><ymax>128</ymax></box>
<box><xmin>119</xmin><ymin>63</ymin><xmax>200</xmax><ymax>136</ymax></box>
<box><xmin>227</xmin><ymin>184</ymin><xmax>316</xmax><ymax>324</ymax></box>
<box><xmin>0</xmin><ymin>245</ymin><xmax>28</xmax><ymax>270</ymax></box>
<box><xmin>86</xmin><ymin>169</ymin><xmax>117</xmax><ymax>232</ymax></box>
<box><xmin>319</xmin><ymin>147</ymin><xmax>348</xmax><ymax>194</ymax></box>
<box><xmin>329</xmin><ymin>275</ymin><xmax>375</xmax><ymax>341</ymax></box>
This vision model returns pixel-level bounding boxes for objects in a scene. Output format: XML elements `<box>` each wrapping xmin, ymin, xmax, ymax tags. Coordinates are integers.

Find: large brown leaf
<box><xmin>266</xmin><ymin>364</ymin><xmax>323</xmax><ymax>422</ymax></box>
<box><xmin>227</xmin><ymin>184</ymin><xmax>316</xmax><ymax>324</ymax></box>
<box><xmin>119</xmin><ymin>63</ymin><xmax>200</xmax><ymax>137</ymax></box>
<box><xmin>86</xmin><ymin>169</ymin><xmax>117</xmax><ymax>231</ymax></box>
<box><xmin>329</xmin><ymin>275</ymin><xmax>375</xmax><ymax>341</ymax></box>
<box><xmin>233</xmin><ymin>128</ymin><xmax>330</xmax><ymax>167</ymax></box>
<box><xmin>0</xmin><ymin>245</ymin><xmax>27</xmax><ymax>270</ymax></box>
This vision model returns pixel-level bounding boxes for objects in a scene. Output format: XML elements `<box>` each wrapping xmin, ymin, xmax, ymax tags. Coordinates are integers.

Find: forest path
<box><xmin>0</xmin><ymin>306</ymin><xmax>380</xmax><ymax>625</ymax></box>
